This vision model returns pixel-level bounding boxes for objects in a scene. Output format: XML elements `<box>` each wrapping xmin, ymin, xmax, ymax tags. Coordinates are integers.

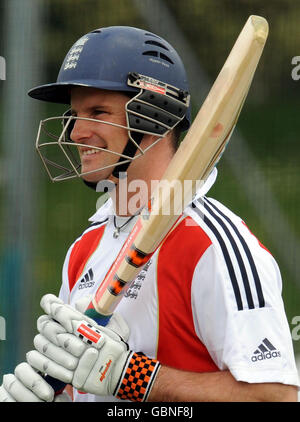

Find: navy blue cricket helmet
<box><xmin>28</xmin><ymin>26</ymin><xmax>191</xmax><ymax>130</ymax></box>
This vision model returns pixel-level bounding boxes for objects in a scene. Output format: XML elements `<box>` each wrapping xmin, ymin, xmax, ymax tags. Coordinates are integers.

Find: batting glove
<box><xmin>27</xmin><ymin>294</ymin><xmax>160</xmax><ymax>402</ymax></box>
<box><xmin>0</xmin><ymin>362</ymin><xmax>71</xmax><ymax>402</ymax></box>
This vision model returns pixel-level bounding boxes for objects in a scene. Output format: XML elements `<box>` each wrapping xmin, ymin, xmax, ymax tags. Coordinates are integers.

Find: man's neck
<box><xmin>109</xmin><ymin>135</ymin><xmax>175</xmax><ymax>216</ymax></box>
<box><xmin>112</xmin><ymin>176</ymin><xmax>159</xmax><ymax>217</ymax></box>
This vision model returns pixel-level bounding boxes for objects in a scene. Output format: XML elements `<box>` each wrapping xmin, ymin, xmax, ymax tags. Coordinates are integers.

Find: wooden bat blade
<box><xmin>86</xmin><ymin>15</ymin><xmax>269</xmax><ymax>322</ymax></box>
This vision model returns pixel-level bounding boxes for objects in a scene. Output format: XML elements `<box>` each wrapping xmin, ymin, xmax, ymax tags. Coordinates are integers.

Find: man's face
<box><xmin>70</xmin><ymin>86</ymin><xmax>130</xmax><ymax>182</ymax></box>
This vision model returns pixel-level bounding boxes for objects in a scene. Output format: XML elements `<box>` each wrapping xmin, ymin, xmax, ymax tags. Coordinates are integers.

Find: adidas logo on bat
<box><xmin>78</xmin><ymin>268</ymin><xmax>95</xmax><ymax>290</ymax></box>
<box><xmin>251</xmin><ymin>338</ymin><xmax>281</xmax><ymax>362</ymax></box>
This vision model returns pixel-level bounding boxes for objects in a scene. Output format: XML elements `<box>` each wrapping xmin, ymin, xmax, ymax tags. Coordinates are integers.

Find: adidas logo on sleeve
<box><xmin>251</xmin><ymin>338</ymin><xmax>281</xmax><ymax>362</ymax></box>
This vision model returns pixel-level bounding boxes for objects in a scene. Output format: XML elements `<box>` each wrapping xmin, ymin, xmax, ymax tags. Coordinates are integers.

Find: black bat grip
<box><xmin>44</xmin><ymin>374</ymin><xmax>67</xmax><ymax>395</ymax></box>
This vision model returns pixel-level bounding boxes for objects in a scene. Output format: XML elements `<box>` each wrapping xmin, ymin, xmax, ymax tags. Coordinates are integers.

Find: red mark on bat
<box><xmin>211</xmin><ymin>123</ymin><xmax>223</xmax><ymax>138</ymax></box>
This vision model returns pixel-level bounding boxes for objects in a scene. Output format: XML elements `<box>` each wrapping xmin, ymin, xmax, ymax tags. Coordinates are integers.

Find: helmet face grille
<box><xmin>34</xmin><ymin>70</ymin><xmax>190</xmax><ymax>184</ymax></box>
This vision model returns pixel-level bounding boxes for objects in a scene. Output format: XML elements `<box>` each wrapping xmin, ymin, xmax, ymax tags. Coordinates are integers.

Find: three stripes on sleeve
<box><xmin>190</xmin><ymin>197</ymin><xmax>266</xmax><ymax>312</ymax></box>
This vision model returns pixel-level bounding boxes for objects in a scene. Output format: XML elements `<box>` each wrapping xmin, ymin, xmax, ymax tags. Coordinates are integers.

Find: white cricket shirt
<box><xmin>59</xmin><ymin>169</ymin><xmax>299</xmax><ymax>401</ymax></box>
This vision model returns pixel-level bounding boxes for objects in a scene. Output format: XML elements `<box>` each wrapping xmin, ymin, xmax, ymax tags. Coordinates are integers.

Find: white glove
<box><xmin>0</xmin><ymin>362</ymin><xmax>72</xmax><ymax>402</ymax></box>
<box><xmin>37</xmin><ymin>293</ymin><xmax>130</xmax><ymax>342</ymax></box>
<box><xmin>0</xmin><ymin>362</ymin><xmax>54</xmax><ymax>402</ymax></box>
<box><xmin>27</xmin><ymin>294</ymin><xmax>160</xmax><ymax>401</ymax></box>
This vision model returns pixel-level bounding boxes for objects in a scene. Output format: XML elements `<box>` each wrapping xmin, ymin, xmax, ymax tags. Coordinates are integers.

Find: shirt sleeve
<box><xmin>191</xmin><ymin>239</ymin><xmax>300</xmax><ymax>387</ymax></box>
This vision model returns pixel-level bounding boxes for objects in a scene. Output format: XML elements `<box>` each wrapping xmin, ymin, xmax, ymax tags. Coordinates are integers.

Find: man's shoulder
<box><xmin>157</xmin><ymin>196</ymin><xmax>245</xmax><ymax>253</ymax></box>
<box><xmin>186</xmin><ymin>197</ymin><xmax>280</xmax><ymax>312</ymax></box>
<box><xmin>180</xmin><ymin>195</ymin><xmax>275</xmax><ymax>265</ymax></box>
<box><xmin>186</xmin><ymin>196</ymin><xmax>264</xmax><ymax>248</ymax></box>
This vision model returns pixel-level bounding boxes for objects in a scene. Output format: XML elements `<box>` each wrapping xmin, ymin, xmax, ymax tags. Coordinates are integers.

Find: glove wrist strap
<box><xmin>115</xmin><ymin>352</ymin><xmax>161</xmax><ymax>402</ymax></box>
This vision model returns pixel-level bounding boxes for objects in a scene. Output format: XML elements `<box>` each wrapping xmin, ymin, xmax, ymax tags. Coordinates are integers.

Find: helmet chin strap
<box><xmin>112</xmin><ymin>132</ymin><xmax>144</xmax><ymax>178</ymax></box>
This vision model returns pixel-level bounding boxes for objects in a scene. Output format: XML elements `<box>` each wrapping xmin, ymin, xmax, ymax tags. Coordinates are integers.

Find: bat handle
<box><xmin>84</xmin><ymin>306</ymin><xmax>112</xmax><ymax>326</ymax></box>
<box><xmin>43</xmin><ymin>307</ymin><xmax>112</xmax><ymax>395</ymax></box>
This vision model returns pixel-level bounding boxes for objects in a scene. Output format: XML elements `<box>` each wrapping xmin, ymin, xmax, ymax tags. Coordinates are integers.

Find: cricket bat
<box><xmin>46</xmin><ymin>15</ymin><xmax>268</xmax><ymax>391</ymax></box>
<box><xmin>85</xmin><ymin>15</ymin><xmax>269</xmax><ymax>324</ymax></box>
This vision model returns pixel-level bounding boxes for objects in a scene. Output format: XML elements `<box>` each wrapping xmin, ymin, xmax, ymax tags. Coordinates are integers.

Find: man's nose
<box><xmin>70</xmin><ymin>117</ymin><xmax>93</xmax><ymax>143</ymax></box>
